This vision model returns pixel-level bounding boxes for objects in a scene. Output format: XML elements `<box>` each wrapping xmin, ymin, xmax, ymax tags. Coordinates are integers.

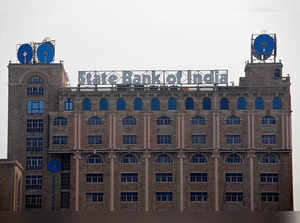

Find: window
<box><xmin>156</xmin><ymin>192</ymin><xmax>172</xmax><ymax>201</ymax></box>
<box><xmin>191</xmin><ymin>154</ymin><xmax>207</xmax><ymax>163</ymax></box>
<box><xmin>226</xmin><ymin>154</ymin><xmax>242</xmax><ymax>164</ymax></box>
<box><xmin>28</xmin><ymin>76</ymin><xmax>44</xmax><ymax>84</ymax></box>
<box><xmin>86</xmin><ymin>174</ymin><xmax>104</xmax><ymax>183</ymax></box>
<box><xmin>226</xmin><ymin>135</ymin><xmax>241</xmax><ymax>144</ymax></box>
<box><xmin>261</xmin><ymin>173</ymin><xmax>279</xmax><ymax>183</ymax></box>
<box><xmin>86</xmin><ymin>193</ymin><xmax>104</xmax><ymax>202</ymax></box>
<box><xmin>151</xmin><ymin>98</ymin><xmax>160</xmax><ymax>110</ymax></box>
<box><xmin>61</xmin><ymin>173</ymin><xmax>70</xmax><ymax>189</ymax></box>
<box><xmin>225</xmin><ymin>173</ymin><xmax>243</xmax><ymax>182</ymax></box>
<box><xmin>190</xmin><ymin>173</ymin><xmax>208</xmax><ymax>182</ymax></box>
<box><xmin>64</xmin><ymin>98</ymin><xmax>73</xmax><ymax>111</ymax></box>
<box><xmin>191</xmin><ymin>116</ymin><xmax>205</xmax><ymax>125</ymax></box>
<box><xmin>133</xmin><ymin>98</ymin><xmax>143</xmax><ymax>110</ymax></box>
<box><xmin>255</xmin><ymin>97</ymin><xmax>264</xmax><ymax>110</ymax></box>
<box><xmin>99</xmin><ymin>98</ymin><xmax>108</xmax><ymax>110</ymax></box>
<box><xmin>220</xmin><ymin>98</ymin><xmax>229</xmax><ymax>110</ymax></box>
<box><xmin>54</xmin><ymin>117</ymin><xmax>67</xmax><ymax>126</ymax></box>
<box><xmin>185</xmin><ymin>97</ymin><xmax>194</xmax><ymax>110</ymax></box>
<box><xmin>82</xmin><ymin>98</ymin><xmax>91</xmax><ymax>111</ymax></box>
<box><xmin>61</xmin><ymin>154</ymin><xmax>70</xmax><ymax>170</ymax></box>
<box><xmin>261</xmin><ymin>192</ymin><xmax>279</xmax><ymax>202</ymax></box>
<box><xmin>27</xmin><ymin>87</ymin><xmax>44</xmax><ymax>96</ymax></box>
<box><xmin>87</xmin><ymin>155</ymin><xmax>103</xmax><ymax>164</ymax></box>
<box><xmin>117</xmin><ymin>98</ymin><xmax>126</xmax><ymax>110</ymax></box>
<box><xmin>121</xmin><ymin>192</ymin><xmax>138</xmax><ymax>202</ymax></box>
<box><xmin>60</xmin><ymin>192</ymin><xmax>70</xmax><ymax>209</ymax></box>
<box><xmin>27</xmin><ymin>100</ymin><xmax>44</xmax><ymax>114</ymax></box>
<box><xmin>26</xmin><ymin>137</ymin><xmax>43</xmax><ymax>151</ymax></box>
<box><xmin>225</xmin><ymin>192</ymin><xmax>243</xmax><ymax>202</ymax></box>
<box><xmin>25</xmin><ymin>176</ymin><xmax>42</xmax><ymax>190</ymax></box>
<box><xmin>121</xmin><ymin>173</ymin><xmax>138</xmax><ymax>183</ymax></box>
<box><xmin>262</xmin><ymin>135</ymin><xmax>276</xmax><ymax>144</ymax></box>
<box><xmin>123</xmin><ymin>135</ymin><xmax>137</xmax><ymax>144</ymax></box>
<box><xmin>53</xmin><ymin>136</ymin><xmax>68</xmax><ymax>145</ymax></box>
<box><xmin>168</xmin><ymin>98</ymin><xmax>177</xmax><ymax>110</ymax></box>
<box><xmin>88</xmin><ymin>116</ymin><xmax>102</xmax><ymax>125</ymax></box>
<box><xmin>88</xmin><ymin>135</ymin><xmax>102</xmax><ymax>144</ymax></box>
<box><xmin>190</xmin><ymin>192</ymin><xmax>208</xmax><ymax>202</ymax></box>
<box><xmin>237</xmin><ymin>97</ymin><xmax>246</xmax><ymax>110</ymax></box>
<box><xmin>156</xmin><ymin>154</ymin><xmax>172</xmax><ymax>164</ymax></box>
<box><xmin>226</xmin><ymin>115</ymin><xmax>240</xmax><ymax>125</ymax></box>
<box><xmin>122</xmin><ymin>116</ymin><xmax>136</xmax><ymax>125</ymax></box>
<box><xmin>272</xmin><ymin>97</ymin><xmax>282</xmax><ymax>109</ymax></box>
<box><xmin>121</xmin><ymin>154</ymin><xmax>137</xmax><ymax>164</ymax></box>
<box><xmin>157</xmin><ymin>135</ymin><xmax>171</xmax><ymax>144</ymax></box>
<box><xmin>192</xmin><ymin>135</ymin><xmax>206</xmax><ymax>144</ymax></box>
<box><xmin>156</xmin><ymin>173</ymin><xmax>173</xmax><ymax>182</ymax></box>
<box><xmin>27</xmin><ymin>119</ymin><xmax>43</xmax><ymax>132</ymax></box>
<box><xmin>25</xmin><ymin>195</ymin><xmax>42</xmax><ymax>209</ymax></box>
<box><xmin>203</xmin><ymin>97</ymin><xmax>211</xmax><ymax>110</ymax></box>
<box><xmin>274</xmin><ymin>68</ymin><xmax>281</xmax><ymax>78</ymax></box>
<box><xmin>26</xmin><ymin>157</ymin><xmax>43</xmax><ymax>170</ymax></box>
<box><xmin>260</xmin><ymin>154</ymin><xmax>277</xmax><ymax>164</ymax></box>
<box><xmin>261</xmin><ymin>116</ymin><xmax>276</xmax><ymax>125</ymax></box>
<box><xmin>157</xmin><ymin>116</ymin><xmax>171</xmax><ymax>125</ymax></box>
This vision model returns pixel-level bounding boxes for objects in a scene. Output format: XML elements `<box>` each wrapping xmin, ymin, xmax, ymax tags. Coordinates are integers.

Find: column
<box><xmin>177</xmin><ymin>151</ymin><xmax>185</xmax><ymax>212</ymax></box>
<box><xmin>248</xmin><ymin>150</ymin><xmax>256</xmax><ymax>212</ymax></box>
<box><xmin>73</xmin><ymin>151</ymin><xmax>82</xmax><ymax>211</ymax></box>
<box><xmin>248</xmin><ymin>112</ymin><xmax>251</xmax><ymax>148</ymax></box>
<box><xmin>143</xmin><ymin>151</ymin><xmax>151</xmax><ymax>212</ymax></box>
<box><xmin>212</xmin><ymin>150</ymin><xmax>220</xmax><ymax>211</ymax></box>
<box><xmin>281</xmin><ymin>113</ymin><xmax>285</xmax><ymax>149</ymax></box>
<box><xmin>288</xmin><ymin>112</ymin><xmax>292</xmax><ymax>150</ymax></box>
<box><xmin>109</xmin><ymin>152</ymin><xmax>116</xmax><ymax>212</ymax></box>
<box><xmin>181</xmin><ymin>114</ymin><xmax>185</xmax><ymax>149</ymax></box>
<box><xmin>177</xmin><ymin>113</ymin><xmax>181</xmax><ymax>149</ymax></box>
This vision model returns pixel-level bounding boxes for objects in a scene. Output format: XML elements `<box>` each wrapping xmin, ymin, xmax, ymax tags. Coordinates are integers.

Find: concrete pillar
<box><xmin>212</xmin><ymin>150</ymin><xmax>220</xmax><ymax>211</ymax></box>
<box><xmin>109</xmin><ymin>152</ymin><xmax>116</xmax><ymax>212</ymax></box>
<box><xmin>181</xmin><ymin>114</ymin><xmax>185</xmax><ymax>148</ymax></box>
<box><xmin>143</xmin><ymin>151</ymin><xmax>151</xmax><ymax>212</ymax></box>
<box><xmin>73</xmin><ymin>151</ymin><xmax>82</xmax><ymax>211</ymax></box>
<box><xmin>248</xmin><ymin>150</ymin><xmax>256</xmax><ymax>212</ymax></box>
<box><xmin>177</xmin><ymin>151</ymin><xmax>185</xmax><ymax>212</ymax></box>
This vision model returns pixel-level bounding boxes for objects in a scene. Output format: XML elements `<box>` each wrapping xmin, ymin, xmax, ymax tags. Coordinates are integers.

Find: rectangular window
<box><xmin>121</xmin><ymin>173</ymin><xmax>138</xmax><ymax>183</ymax></box>
<box><xmin>225</xmin><ymin>192</ymin><xmax>243</xmax><ymax>202</ymax></box>
<box><xmin>157</xmin><ymin>135</ymin><xmax>171</xmax><ymax>144</ymax></box>
<box><xmin>61</xmin><ymin>173</ymin><xmax>70</xmax><ymax>189</ymax></box>
<box><xmin>225</xmin><ymin>173</ymin><xmax>243</xmax><ymax>182</ymax></box>
<box><xmin>53</xmin><ymin>136</ymin><xmax>68</xmax><ymax>145</ymax></box>
<box><xmin>123</xmin><ymin>135</ymin><xmax>137</xmax><ymax>144</ymax></box>
<box><xmin>226</xmin><ymin>135</ymin><xmax>241</xmax><ymax>144</ymax></box>
<box><xmin>262</xmin><ymin>135</ymin><xmax>276</xmax><ymax>144</ymax></box>
<box><xmin>192</xmin><ymin>135</ymin><xmax>206</xmax><ymax>144</ymax></box>
<box><xmin>156</xmin><ymin>192</ymin><xmax>173</xmax><ymax>201</ymax></box>
<box><xmin>190</xmin><ymin>192</ymin><xmax>208</xmax><ymax>202</ymax></box>
<box><xmin>86</xmin><ymin>174</ymin><xmax>104</xmax><ymax>183</ymax></box>
<box><xmin>26</xmin><ymin>137</ymin><xmax>43</xmax><ymax>151</ymax></box>
<box><xmin>260</xmin><ymin>173</ymin><xmax>279</xmax><ymax>183</ymax></box>
<box><xmin>61</xmin><ymin>154</ymin><xmax>70</xmax><ymax>170</ymax></box>
<box><xmin>25</xmin><ymin>176</ymin><xmax>42</xmax><ymax>190</ymax></box>
<box><xmin>26</xmin><ymin>157</ymin><xmax>43</xmax><ymax>170</ymax></box>
<box><xmin>60</xmin><ymin>192</ymin><xmax>70</xmax><ymax>209</ymax></box>
<box><xmin>25</xmin><ymin>195</ymin><xmax>42</xmax><ymax>209</ymax></box>
<box><xmin>261</xmin><ymin>192</ymin><xmax>279</xmax><ymax>202</ymax></box>
<box><xmin>27</xmin><ymin>87</ymin><xmax>44</xmax><ymax>96</ymax></box>
<box><xmin>156</xmin><ymin>173</ymin><xmax>173</xmax><ymax>182</ymax></box>
<box><xmin>88</xmin><ymin>135</ymin><xmax>102</xmax><ymax>144</ymax></box>
<box><xmin>27</xmin><ymin>100</ymin><xmax>44</xmax><ymax>114</ymax></box>
<box><xmin>27</xmin><ymin>119</ymin><xmax>43</xmax><ymax>133</ymax></box>
<box><xmin>190</xmin><ymin>173</ymin><xmax>208</xmax><ymax>182</ymax></box>
<box><xmin>120</xmin><ymin>192</ymin><xmax>138</xmax><ymax>202</ymax></box>
<box><xmin>86</xmin><ymin>192</ymin><xmax>104</xmax><ymax>202</ymax></box>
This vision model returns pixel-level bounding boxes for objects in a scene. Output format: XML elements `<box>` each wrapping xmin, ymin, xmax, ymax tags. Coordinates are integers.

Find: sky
<box><xmin>0</xmin><ymin>0</ymin><xmax>299</xmax><ymax>210</ymax></box>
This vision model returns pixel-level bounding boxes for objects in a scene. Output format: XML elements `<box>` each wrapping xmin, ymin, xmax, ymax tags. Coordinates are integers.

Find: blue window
<box><xmin>64</xmin><ymin>98</ymin><xmax>73</xmax><ymax>111</ymax></box>
<box><xmin>260</xmin><ymin>173</ymin><xmax>279</xmax><ymax>183</ymax></box>
<box><xmin>192</xmin><ymin>135</ymin><xmax>206</xmax><ymax>144</ymax></box>
<box><xmin>190</xmin><ymin>173</ymin><xmax>208</xmax><ymax>182</ymax></box>
<box><xmin>53</xmin><ymin>136</ymin><xmax>68</xmax><ymax>145</ymax></box>
<box><xmin>156</xmin><ymin>192</ymin><xmax>172</xmax><ymax>201</ymax></box>
<box><xmin>26</xmin><ymin>157</ymin><xmax>43</xmax><ymax>170</ymax></box>
<box><xmin>274</xmin><ymin>68</ymin><xmax>281</xmax><ymax>78</ymax></box>
<box><xmin>28</xmin><ymin>76</ymin><xmax>44</xmax><ymax>84</ymax></box>
<box><xmin>151</xmin><ymin>98</ymin><xmax>160</xmax><ymax>111</ymax></box>
<box><xmin>27</xmin><ymin>100</ymin><xmax>44</xmax><ymax>114</ymax></box>
<box><xmin>27</xmin><ymin>119</ymin><xmax>43</xmax><ymax>132</ymax></box>
<box><xmin>86</xmin><ymin>193</ymin><xmax>104</xmax><ymax>202</ymax></box>
<box><xmin>123</xmin><ymin>135</ymin><xmax>137</xmax><ymax>144</ymax></box>
<box><xmin>54</xmin><ymin>117</ymin><xmax>67</xmax><ymax>126</ymax></box>
<box><xmin>261</xmin><ymin>192</ymin><xmax>279</xmax><ymax>202</ymax></box>
<box><xmin>191</xmin><ymin>154</ymin><xmax>207</xmax><ymax>163</ymax></box>
<box><xmin>86</xmin><ymin>174</ymin><xmax>104</xmax><ymax>183</ymax></box>
<box><xmin>156</xmin><ymin>173</ymin><xmax>173</xmax><ymax>182</ymax></box>
<box><xmin>88</xmin><ymin>135</ymin><xmax>102</xmax><ymax>144</ymax></box>
<box><xmin>121</xmin><ymin>173</ymin><xmax>138</xmax><ymax>183</ymax></box>
<box><xmin>157</xmin><ymin>116</ymin><xmax>171</xmax><ymax>125</ymax></box>
<box><xmin>225</xmin><ymin>192</ymin><xmax>243</xmax><ymax>202</ymax></box>
<box><xmin>261</xmin><ymin>116</ymin><xmax>276</xmax><ymax>125</ymax></box>
<box><xmin>25</xmin><ymin>176</ymin><xmax>42</xmax><ymax>190</ymax></box>
<box><xmin>190</xmin><ymin>192</ymin><xmax>208</xmax><ymax>202</ymax></box>
<box><xmin>88</xmin><ymin>116</ymin><xmax>102</xmax><ymax>125</ymax></box>
<box><xmin>225</xmin><ymin>173</ymin><xmax>243</xmax><ymax>182</ymax></box>
<box><xmin>203</xmin><ymin>97</ymin><xmax>211</xmax><ymax>110</ymax></box>
<box><xmin>262</xmin><ymin>135</ymin><xmax>276</xmax><ymax>144</ymax></box>
<box><xmin>82</xmin><ymin>98</ymin><xmax>91</xmax><ymax>111</ymax></box>
<box><xmin>185</xmin><ymin>97</ymin><xmax>194</xmax><ymax>110</ymax></box>
<box><xmin>260</xmin><ymin>154</ymin><xmax>277</xmax><ymax>164</ymax></box>
<box><xmin>121</xmin><ymin>192</ymin><xmax>138</xmax><ymax>202</ymax></box>
<box><xmin>26</xmin><ymin>137</ymin><xmax>43</xmax><ymax>151</ymax></box>
<box><xmin>237</xmin><ymin>97</ymin><xmax>246</xmax><ymax>110</ymax></box>
<box><xmin>27</xmin><ymin>87</ymin><xmax>44</xmax><ymax>96</ymax></box>
<box><xmin>157</xmin><ymin>135</ymin><xmax>171</xmax><ymax>144</ymax></box>
<box><xmin>116</xmin><ymin>98</ymin><xmax>126</xmax><ymax>110</ymax></box>
<box><xmin>220</xmin><ymin>98</ymin><xmax>229</xmax><ymax>110</ymax></box>
<box><xmin>255</xmin><ymin>97</ymin><xmax>264</xmax><ymax>110</ymax></box>
<box><xmin>191</xmin><ymin>116</ymin><xmax>205</xmax><ymax>125</ymax></box>
<box><xmin>272</xmin><ymin>97</ymin><xmax>282</xmax><ymax>109</ymax></box>
<box><xmin>87</xmin><ymin>155</ymin><xmax>103</xmax><ymax>164</ymax></box>
<box><xmin>226</xmin><ymin>154</ymin><xmax>242</xmax><ymax>164</ymax></box>
<box><xmin>99</xmin><ymin>98</ymin><xmax>108</xmax><ymax>110</ymax></box>
<box><xmin>226</xmin><ymin>135</ymin><xmax>240</xmax><ymax>144</ymax></box>
<box><xmin>226</xmin><ymin>115</ymin><xmax>240</xmax><ymax>125</ymax></box>
<box><xmin>156</xmin><ymin>154</ymin><xmax>172</xmax><ymax>164</ymax></box>
<box><xmin>121</xmin><ymin>154</ymin><xmax>137</xmax><ymax>164</ymax></box>
<box><xmin>133</xmin><ymin>98</ymin><xmax>143</xmax><ymax>110</ymax></box>
<box><xmin>168</xmin><ymin>98</ymin><xmax>177</xmax><ymax>110</ymax></box>
<box><xmin>122</xmin><ymin>116</ymin><xmax>136</xmax><ymax>125</ymax></box>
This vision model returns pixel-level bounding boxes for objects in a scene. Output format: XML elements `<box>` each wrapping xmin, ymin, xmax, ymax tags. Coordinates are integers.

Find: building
<box><xmin>5</xmin><ymin>34</ymin><xmax>293</xmax><ymax>212</ymax></box>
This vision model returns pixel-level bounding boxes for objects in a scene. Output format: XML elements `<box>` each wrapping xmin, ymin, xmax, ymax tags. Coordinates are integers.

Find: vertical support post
<box><xmin>73</xmin><ymin>151</ymin><xmax>82</xmax><ymax>211</ymax></box>
<box><xmin>177</xmin><ymin>151</ymin><xmax>185</xmax><ymax>212</ymax></box>
<box><xmin>143</xmin><ymin>151</ymin><xmax>151</xmax><ymax>212</ymax></box>
<box><xmin>212</xmin><ymin>150</ymin><xmax>220</xmax><ymax>211</ymax></box>
<box><xmin>281</xmin><ymin>113</ymin><xmax>285</xmax><ymax>149</ymax></box>
<box><xmin>109</xmin><ymin>152</ymin><xmax>116</xmax><ymax>212</ymax></box>
<box><xmin>248</xmin><ymin>150</ymin><xmax>256</xmax><ymax>212</ymax></box>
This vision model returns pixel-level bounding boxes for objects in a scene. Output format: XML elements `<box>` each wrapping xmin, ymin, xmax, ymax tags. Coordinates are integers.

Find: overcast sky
<box><xmin>0</xmin><ymin>0</ymin><xmax>299</xmax><ymax>210</ymax></box>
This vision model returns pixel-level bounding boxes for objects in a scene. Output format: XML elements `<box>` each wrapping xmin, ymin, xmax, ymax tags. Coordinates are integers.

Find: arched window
<box><xmin>220</xmin><ymin>98</ymin><xmax>229</xmax><ymax>110</ymax></box>
<box><xmin>261</xmin><ymin>116</ymin><xmax>276</xmax><ymax>125</ymax></box>
<box><xmin>168</xmin><ymin>98</ymin><xmax>177</xmax><ymax>110</ymax></box>
<box><xmin>191</xmin><ymin>116</ymin><xmax>205</xmax><ymax>125</ymax></box>
<box><xmin>203</xmin><ymin>97</ymin><xmax>211</xmax><ymax>110</ymax></box>
<box><xmin>28</xmin><ymin>76</ymin><xmax>44</xmax><ymax>84</ymax></box>
<box><xmin>117</xmin><ymin>98</ymin><xmax>126</xmax><ymax>110</ymax></box>
<box><xmin>64</xmin><ymin>98</ymin><xmax>73</xmax><ymax>111</ymax></box>
<box><xmin>226</xmin><ymin>115</ymin><xmax>240</xmax><ymax>125</ymax></box>
<box><xmin>88</xmin><ymin>116</ymin><xmax>102</xmax><ymax>125</ymax></box>
<box><xmin>191</xmin><ymin>154</ymin><xmax>207</xmax><ymax>163</ymax></box>
<box><xmin>122</xmin><ymin>116</ymin><xmax>136</xmax><ymax>125</ymax></box>
<box><xmin>255</xmin><ymin>97</ymin><xmax>264</xmax><ymax>110</ymax></box>
<box><xmin>237</xmin><ymin>97</ymin><xmax>247</xmax><ymax>110</ymax></box>
<box><xmin>155</xmin><ymin>154</ymin><xmax>172</xmax><ymax>164</ymax></box>
<box><xmin>157</xmin><ymin>116</ymin><xmax>171</xmax><ymax>125</ymax></box>
<box><xmin>121</xmin><ymin>154</ymin><xmax>137</xmax><ymax>164</ymax></box>
<box><xmin>225</xmin><ymin>154</ymin><xmax>242</xmax><ymax>164</ymax></box>
<box><xmin>185</xmin><ymin>97</ymin><xmax>194</xmax><ymax>110</ymax></box>
<box><xmin>99</xmin><ymin>98</ymin><xmax>108</xmax><ymax>110</ymax></box>
<box><xmin>260</xmin><ymin>154</ymin><xmax>277</xmax><ymax>164</ymax></box>
<box><xmin>133</xmin><ymin>98</ymin><xmax>143</xmax><ymax>110</ymax></box>
<box><xmin>272</xmin><ymin>97</ymin><xmax>282</xmax><ymax>110</ymax></box>
<box><xmin>82</xmin><ymin>98</ymin><xmax>91</xmax><ymax>111</ymax></box>
<box><xmin>54</xmin><ymin>117</ymin><xmax>67</xmax><ymax>126</ymax></box>
<box><xmin>151</xmin><ymin>98</ymin><xmax>160</xmax><ymax>111</ymax></box>
<box><xmin>274</xmin><ymin>68</ymin><xmax>281</xmax><ymax>78</ymax></box>
<box><xmin>87</xmin><ymin>154</ymin><xmax>103</xmax><ymax>164</ymax></box>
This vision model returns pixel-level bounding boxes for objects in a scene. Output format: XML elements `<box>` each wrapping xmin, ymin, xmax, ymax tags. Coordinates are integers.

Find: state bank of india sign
<box><xmin>78</xmin><ymin>70</ymin><xmax>228</xmax><ymax>86</ymax></box>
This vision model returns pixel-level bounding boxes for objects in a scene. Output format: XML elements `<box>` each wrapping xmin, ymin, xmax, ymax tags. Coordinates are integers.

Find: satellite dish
<box><xmin>253</xmin><ymin>34</ymin><xmax>275</xmax><ymax>60</ymax></box>
<box><xmin>17</xmin><ymin>43</ymin><xmax>33</xmax><ymax>64</ymax></box>
<box><xmin>37</xmin><ymin>42</ymin><xmax>55</xmax><ymax>64</ymax></box>
<box><xmin>47</xmin><ymin>160</ymin><xmax>61</xmax><ymax>173</ymax></box>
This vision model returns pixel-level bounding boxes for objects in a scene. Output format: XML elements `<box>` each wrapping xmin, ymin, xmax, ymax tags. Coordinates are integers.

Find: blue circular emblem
<box><xmin>37</xmin><ymin>42</ymin><xmax>55</xmax><ymax>64</ymax></box>
<box><xmin>48</xmin><ymin>160</ymin><xmax>61</xmax><ymax>173</ymax></box>
<box><xmin>17</xmin><ymin>43</ymin><xmax>33</xmax><ymax>64</ymax></box>
<box><xmin>253</xmin><ymin>34</ymin><xmax>275</xmax><ymax>60</ymax></box>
